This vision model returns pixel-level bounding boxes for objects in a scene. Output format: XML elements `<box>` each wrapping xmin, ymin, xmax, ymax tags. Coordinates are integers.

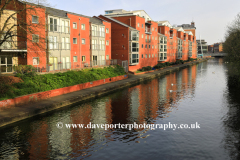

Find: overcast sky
<box><xmin>48</xmin><ymin>0</ymin><xmax>240</xmax><ymax>45</ymax></box>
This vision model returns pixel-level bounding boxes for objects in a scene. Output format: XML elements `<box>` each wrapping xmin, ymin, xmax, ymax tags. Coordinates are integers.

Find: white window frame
<box><xmin>106</xmin><ymin>40</ymin><xmax>109</xmax><ymax>45</ymax></box>
<box><xmin>130</xmin><ymin>53</ymin><xmax>139</xmax><ymax>65</ymax></box>
<box><xmin>73</xmin><ymin>22</ymin><xmax>77</xmax><ymax>29</ymax></box>
<box><xmin>81</xmin><ymin>24</ymin><xmax>85</xmax><ymax>30</ymax></box>
<box><xmin>33</xmin><ymin>57</ymin><xmax>39</xmax><ymax>65</ymax></box>
<box><xmin>73</xmin><ymin>56</ymin><xmax>77</xmax><ymax>62</ymax></box>
<box><xmin>82</xmin><ymin>56</ymin><xmax>86</xmax><ymax>62</ymax></box>
<box><xmin>32</xmin><ymin>34</ymin><xmax>39</xmax><ymax>43</ymax></box>
<box><xmin>32</xmin><ymin>15</ymin><xmax>38</xmax><ymax>24</ymax></box>
<box><xmin>106</xmin><ymin>28</ymin><xmax>109</xmax><ymax>33</ymax></box>
<box><xmin>82</xmin><ymin>38</ymin><xmax>85</xmax><ymax>44</ymax></box>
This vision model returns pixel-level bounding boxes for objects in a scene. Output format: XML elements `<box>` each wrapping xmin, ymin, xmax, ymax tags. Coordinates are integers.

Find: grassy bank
<box><xmin>0</xmin><ymin>65</ymin><xmax>126</xmax><ymax>101</ymax></box>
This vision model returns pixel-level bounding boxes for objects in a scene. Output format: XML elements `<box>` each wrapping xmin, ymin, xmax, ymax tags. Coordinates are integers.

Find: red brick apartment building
<box><xmin>0</xmin><ymin>0</ymin><xmax>46</xmax><ymax>73</ymax></box>
<box><xmin>101</xmin><ymin>9</ymin><xmax>197</xmax><ymax>71</ymax></box>
<box><xmin>0</xmin><ymin>0</ymin><xmax>111</xmax><ymax>73</ymax></box>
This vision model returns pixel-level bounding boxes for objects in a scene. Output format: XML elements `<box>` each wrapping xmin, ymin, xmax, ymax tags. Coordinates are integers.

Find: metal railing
<box><xmin>91</xmin><ymin>44</ymin><xmax>105</xmax><ymax>50</ymax></box>
<box><xmin>145</xmin><ymin>28</ymin><xmax>151</xmax><ymax>34</ymax></box>
<box><xmin>48</xmin><ymin>42</ymin><xmax>70</xmax><ymax>50</ymax></box>
<box><xmin>145</xmin><ymin>39</ymin><xmax>151</xmax><ymax>43</ymax></box>
<box><xmin>91</xmin><ymin>31</ymin><xmax>105</xmax><ymax>37</ymax></box>
<box><xmin>0</xmin><ymin>41</ymin><xmax>27</xmax><ymax>50</ymax></box>
<box><xmin>48</xmin><ymin>25</ymin><xmax>70</xmax><ymax>34</ymax></box>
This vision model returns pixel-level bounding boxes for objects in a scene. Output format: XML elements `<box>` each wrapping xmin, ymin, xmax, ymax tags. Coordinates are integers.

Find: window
<box><xmin>49</xmin><ymin>18</ymin><xmax>58</xmax><ymax>32</ymax></box>
<box><xmin>73</xmin><ymin>22</ymin><xmax>77</xmax><ymax>29</ymax></box>
<box><xmin>32</xmin><ymin>34</ymin><xmax>39</xmax><ymax>43</ymax></box>
<box><xmin>155</xmin><ymin>28</ymin><xmax>157</xmax><ymax>31</ymax></box>
<box><xmin>53</xmin><ymin>36</ymin><xmax>57</xmax><ymax>49</ymax></box>
<box><xmin>106</xmin><ymin>55</ymin><xmax>109</xmax><ymax>60</ymax></box>
<box><xmin>149</xmin><ymin>45</ymin><xmax>150</xmax><ymax>48</ymax></box>
<box><xmin>66</xmin><ymin>37</ymin><xmax>70</xmax><ymax>49</ymax></box>
<box><xmin>33</xmin><ymin>57</ymin><xmax>39</xmax><ymax>65</ymax></box>
<box><xmin>106</xmin><ymin>40</ymin><xmax>109</xmax><ymax>45</ymax></box>
<box><xmin>73</xmin><ymin>38</ymin><xmax>77</xmax><ymax>44</ymax></box>
<box><xmin>32</xmin><ymin>15</ymin><xmax>38</xmax><ymax>23</ymax></box>
<box><xmin>152</xmin><ymin>54</ymin><xmax>154</xmax><ymax>58</ymax></box>
<box><xmin>106</xmin><ymin>28</ymin><xmax>109</xmax><ymax>33</ymax></box>
<box><xmin>49</xmin><ymin>36</ymin><xmax>53</xmax><ymax>49</ymax></box>
<box><xmin>142</xmin><ymin>54</ymin><xmax>143</xmax><ymax>58</ymax></box>
<box><xmin>131</xmin><ymin>42</ymin><xmax>139</xmax><ymax>52</ymax></box>
<box><xmin>142</xmin><ymin>34</ymin><xmax>143</xmax><ymax>38</ymax></box>
<box><xmin>152</xmin><ymin>45</ymin><xmax>154</xmax><ymax>49</ymax></box>
<box><xmin>142</xmin><ymin>24</ymin><xmax>143</xmax><ymax>28</ymax></box>
<box><xmin>130</xmin><ymin>54</ymin><xmax>139</xmax><ymax>64</ymax></box>
<box><xmin>73</xmin><ymin>56</ymin><xmax>77</xmax><ymax>62</ymax></box>
<box><xmin>100</xmin><ymin>27</ymin><xmax>105</xmax><ymax>37</ymax></box>
<box><xmin>138</xmin><ymin>23</ymin><xmax>139</xmax><ymax>27</ymax></box>
<box><xmin>149</xmin><ymin>54</ymin><xmax>150</xmax><ymax>58</ymax></box>
<box><xmin>145</xmin><ymin>54</ymin><xmax>147</xmax><ymax>58</ymax></box>
<box><xmin>131</xmin><ymin>31</ymin><xmax>139</xmax><ymax>41</ymax></box>
<box><xmin>62</xmin><ymin>37</ymin><xmax>65</xmax><ymax>49</ymax></box>
<box><xmin>82</xmin><ymin>56</ymin><xmax>86</xmax><ymax>62</ymax></box>
<box><xmin>92</xmin><ymin>39</ymin><xmax>97</xmax><ymax>50</ymax></box>
<box><xmin>81</xmin><ymin>24</ymin><xmax>85</xmax><ymax>30</ymax></box>
<box><xmin>142</xmin><ymin>44</ymin><xmax>143</xmax><ymax>48</ymax></box>
<box><xmin>152</xmin><ymin>27</ymin><xmax>154</xmax><ymax>31</ymax></box>
<box><xmin>100</xmin><ymin>40</ymin><xmax>105</xmax><ymax>50</ymax></box>
<box><xmin>82</xmin><ymin>38</ymin><xmax>85</xmax><ymax>44</ymax></box>
<box><xmin>145</xmin><ymin>44</ymin><xmax>147</xmax><ymax>48</ymax></box>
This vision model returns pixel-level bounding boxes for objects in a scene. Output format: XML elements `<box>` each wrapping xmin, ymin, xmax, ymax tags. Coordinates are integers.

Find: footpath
<box><xmin>0</xmin><ymin>59</ymin><xmax>208</xmax><ymax>128</ymax></box>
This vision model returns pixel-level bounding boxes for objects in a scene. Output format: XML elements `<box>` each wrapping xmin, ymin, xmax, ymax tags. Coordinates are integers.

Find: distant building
<box><xmin>213</xmin><ymin>43</ymin><xmax>223</xmax><ymax>53</ymax></box>
<box><xmin>208</xmin><ymin>45</ymin><xmax>214</xmax><ymax>53</ymax></box>
<box><xmin>177</xmin><ymin>21</ymin><xmax>196</xmax><ymax>37</ymax></box>
<box><xmin>196</xmin><ymin>39</ymin><xmax>208</xmax><ymax>58</ymax></box>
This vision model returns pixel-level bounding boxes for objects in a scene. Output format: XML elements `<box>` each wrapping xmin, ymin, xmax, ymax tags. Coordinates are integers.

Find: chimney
<box><xmin>191</xmin><ymin>22</ymin><xmax>195</xmax><ymax>27</ymax></box>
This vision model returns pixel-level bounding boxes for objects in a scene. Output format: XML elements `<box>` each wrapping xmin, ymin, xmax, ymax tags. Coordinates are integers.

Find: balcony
<box><xmin>145</xmin><ymin>39</ymin><xmax>151</xmax><ymax>43</ymax></box>
<box><xmin>49</xmin><ymin>25</ymin><xmax>70</xmax><ymax>34</ymax></box>
<box><xmin>91</xmin><ymin>44</ymin><xmax>105</xmax><ymax>50</ymax></box>
<box><xmin>0</xmin><ymin>41</ymin><xmax>27</xmax><ymax>51</ymax></box>
<box><xmin>170</xmin><ymin>34</ymin><xmax>173</xmax><ymax>39</ymax></box>
<box><xmin>91</xmin><ymin>31</ymin><xmax>105</xmax><ymax>37</ymax></box>
<box><xmin>49</xmin><ymin>42</ymin><xmax>70</xmax><ymax>50</ymax></box>
<box><xmin>145</xmin><ymin>28</ymin><xmax>151</xmax><ymax>34</ymax></box>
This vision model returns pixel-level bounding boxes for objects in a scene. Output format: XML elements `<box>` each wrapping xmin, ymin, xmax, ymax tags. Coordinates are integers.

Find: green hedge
<box><xmin>0</xmin><ymin>65</ymin><xmax>126</xmax><ymax>101</ymax></box>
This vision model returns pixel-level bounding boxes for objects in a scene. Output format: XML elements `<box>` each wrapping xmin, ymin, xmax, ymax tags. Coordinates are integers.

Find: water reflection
<box><xmin>222</xmin><ymin>66</ymin><xmax>240</xmax><ymax>160</ymax></box>
<box><xmin>0</xmin><ymin>59</ymin><xmax>233</xmax><ymax>159</ymax></box>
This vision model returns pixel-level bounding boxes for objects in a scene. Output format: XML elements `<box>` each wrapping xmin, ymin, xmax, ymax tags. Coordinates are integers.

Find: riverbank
<box><xmin>0</xmin><ymin>58</ymin><xmax>209</xmax><ymax>128</ymax></box>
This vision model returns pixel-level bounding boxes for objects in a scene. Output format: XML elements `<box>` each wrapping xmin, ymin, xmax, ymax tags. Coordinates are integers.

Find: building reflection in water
<box><xmin>0</xmin><ymin>65</ymin><xmax>198</xmax><ymax>159</ymax></box>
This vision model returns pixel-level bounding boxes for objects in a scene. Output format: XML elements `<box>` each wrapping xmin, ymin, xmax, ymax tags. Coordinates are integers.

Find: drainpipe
<box><xmin>79</xmin><ymin>18</ymin><xmax>81</xmax><ymax>68</ymax></box>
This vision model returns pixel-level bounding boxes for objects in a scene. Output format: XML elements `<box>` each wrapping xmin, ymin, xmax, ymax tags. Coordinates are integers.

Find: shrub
<box><xmin>0</xmin><ymin>65</ymin><xmax>126</xmax><ymax>100</ymax></box>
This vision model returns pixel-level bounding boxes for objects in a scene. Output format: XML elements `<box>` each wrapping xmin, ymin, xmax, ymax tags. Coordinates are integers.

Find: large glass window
<box><xmin>130</xmin><ymin>54</ymin><xmax>139</xmax><ymax>64</ymax></box>
<box><xmin>131</xmin><ymin>42</ymin><xmax>139</xmax><ymax>52</ymax></box>
<box><xmin>131</xmin><ymin>31</ymin><xmax>139</xmax><ymax>41</ymax></box>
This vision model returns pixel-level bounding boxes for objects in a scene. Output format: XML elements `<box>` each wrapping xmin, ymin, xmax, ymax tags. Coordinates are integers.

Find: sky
<box><xmin>48</xmin><ymin>0</ymin><xmax>240</xmax><ymax>45</ymax></box>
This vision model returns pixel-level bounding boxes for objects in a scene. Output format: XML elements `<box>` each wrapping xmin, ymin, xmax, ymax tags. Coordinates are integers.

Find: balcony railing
<box><xmin>48</xmin><ymin>42</ymin><xmax>70</xmax><ymax>50</ymax></box>
<box><xmin>91</xmin><ymin>44</ymin><xmax>105</xmax><ymax>50</ymax></box>
<box><xmin>91</xmin><ymin>31</ymin><xmax>105</xmax><ymax>37</ymax></box>
<box><xmin>145</xmin><ymin>28</ymin><xmax>151</xmax><ymax>34</ymax></box>
<box><xmin>145</xmin><ymin>39</ymin><xmax>151</xmax><ymax>43</ymax></box>
<box><xmin>49</xmin><ymin>25</ymin><xmax>70</xmax><ymax>34</ymax></box>
<box><xmin>0</xmin><ymin>41</ymin><xmax>27</xmax><ymax>50</ymax></box>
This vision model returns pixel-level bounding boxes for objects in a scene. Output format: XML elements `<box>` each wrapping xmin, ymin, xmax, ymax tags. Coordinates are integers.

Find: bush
<box><xmin>14</xmin><ymin>65</ymin><xmax>37</xmax><ymax>76</ymax></box>
<box><xmin>0</xmin><ymin>65</ymin><xmax>126</xmax><ymax>100</ymax></box>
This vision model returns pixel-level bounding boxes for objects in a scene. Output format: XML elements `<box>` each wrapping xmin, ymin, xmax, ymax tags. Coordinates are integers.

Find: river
<box><xmin>0</xmin><ymin>58</ymin><xmax>239</xmax><ymax>160</ymax></box>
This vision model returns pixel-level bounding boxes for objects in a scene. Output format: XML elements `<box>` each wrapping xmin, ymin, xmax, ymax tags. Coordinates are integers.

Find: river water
<box><xmin>0</xmin><ymin>58</ymin><xmax>239</xmax><ymax>160</ymax></box>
